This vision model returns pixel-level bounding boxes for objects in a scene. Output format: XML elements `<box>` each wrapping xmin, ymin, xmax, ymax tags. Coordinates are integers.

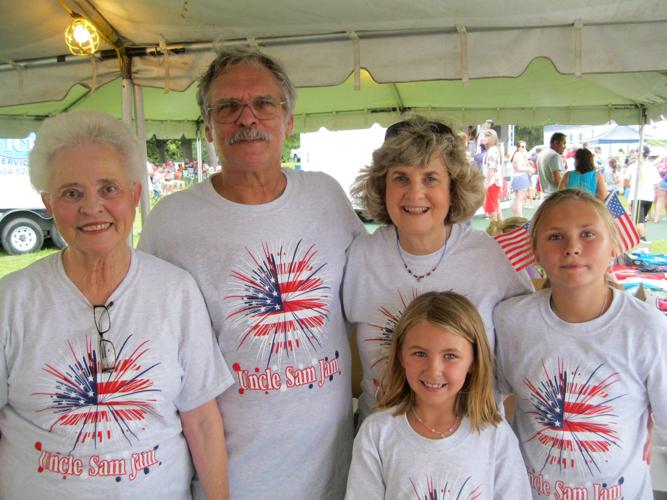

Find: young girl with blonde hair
<box><xmin>494</xmin><ymin>189</ymin><xmax>667</xmax><ymax>499</ymax></box>
<box><xmin>345</xmin><ymin>291</ymin><xmax>530</xmax><ymax>499</ymax></box>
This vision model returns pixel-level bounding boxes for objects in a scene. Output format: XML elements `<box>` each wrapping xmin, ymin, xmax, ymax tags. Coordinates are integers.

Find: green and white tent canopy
<box><xmin>1</xmin><ymin>0</ymin><xmax>667</xmax><ymax>137</ymax></box>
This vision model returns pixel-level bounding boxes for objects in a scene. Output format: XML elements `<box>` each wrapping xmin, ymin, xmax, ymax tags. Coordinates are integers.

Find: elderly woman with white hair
<box><xmin>0</xmin><ymin>111</ymin><xmax>232</xmax><ymax>499</ymax></box>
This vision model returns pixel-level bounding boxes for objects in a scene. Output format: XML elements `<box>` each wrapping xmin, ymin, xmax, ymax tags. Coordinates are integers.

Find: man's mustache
<box><xmin>228</xmin><ymin>127</ymin><xmax>272</xmax><ymax>144</ymax></box>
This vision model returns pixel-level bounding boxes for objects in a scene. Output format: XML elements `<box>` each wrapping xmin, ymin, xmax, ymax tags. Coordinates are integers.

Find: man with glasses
<box><xmin>140</xmin><ymin>48</ymin><xmax>364</xmax><ymax>499</ymax></box>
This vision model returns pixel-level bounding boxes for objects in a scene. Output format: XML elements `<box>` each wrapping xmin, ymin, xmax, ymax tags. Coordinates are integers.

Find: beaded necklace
<box><xmin>395</xmin><ymin>228</ymin><xmax>448</xmax><ymax>282</ymax></box>
<box><xmin>411</xmin><ymin>408</ymin><xmax>460</xmax><ymax>439</ymax></box>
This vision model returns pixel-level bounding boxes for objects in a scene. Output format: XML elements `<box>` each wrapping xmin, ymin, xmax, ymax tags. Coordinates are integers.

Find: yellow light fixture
<box><xmin>65</xmin><ymin>17</ymin><xmax>100</xmax><ymax>56</ymax></box>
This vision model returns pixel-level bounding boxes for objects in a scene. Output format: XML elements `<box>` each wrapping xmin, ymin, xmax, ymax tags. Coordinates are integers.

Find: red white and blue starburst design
<box><xmin>523</xmin><ymin>358</ymin><xmax>624</xmax><ymax>476</ymax></box>
<box><xmin>33</xmin><ymin>335</ymin><xmax>161</xmax><ymax>452</ymax></box>
<box><xmin>225</xmin><ymin>240</ymin><xmax>331</xmax><ymax>367</ymax></box>
<box><xmin>367</xmin><ymin>290</ymin><xmax>418</xmax><ymax>370</ymax></box>
<box><xmin>409</xmin><ymin>475</ymin><xmax>480</xmax><ymax>499</ymax></box>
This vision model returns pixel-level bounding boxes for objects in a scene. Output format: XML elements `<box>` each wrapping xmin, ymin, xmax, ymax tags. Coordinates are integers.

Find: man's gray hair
<box><xmin>196</xmin><ymin>47</ymin><xmax>296</xmax><ymax>123</ymax></box>
<box><xmin>29</xmin><ymin>110</ymin><xmax>145</xmax><ymax>193</ymax></box>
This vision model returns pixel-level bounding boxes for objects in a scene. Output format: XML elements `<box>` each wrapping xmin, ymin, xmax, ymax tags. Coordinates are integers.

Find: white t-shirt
<box><xmin>343</xmin><ymin>224</ymin><xmax>533</xmax><ymax>420</ymax></box>
<box><xmin>494</xmin><ymin>288</ymin><xmax>667</xmax><ymax>499</ymax></box>
<box><xmin>483</xmin><ymin>145</ymin><xmax>504</xmax><ymax>187</ymax></box>
<box><xmin>623</xmin><ymin>160</ymin><xmax>662</xmax><ymax>201</ymax></box>
<box><xmin>139</xmin><ymin>168</ymin><xmax>365</xmax><ymax>500</ymax></box>
<box><xmin>537</xmin><ymin>149</ymin><xmax>564</xmax><ymax>194</ymax></box>
<box><xmin>0</xmin><ymin>251</ymin><xmax>233</xmax><ymax>499</ymax></box>
<box><xmin>345</xmin><ymin>407</ymin><xmax>532</xmax><ymax>499</ymax></box>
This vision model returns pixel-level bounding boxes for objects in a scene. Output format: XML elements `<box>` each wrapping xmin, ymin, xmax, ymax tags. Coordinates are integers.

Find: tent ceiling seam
<box><xmin>456</xmin><ymin>25</ymin><xmax>469</xmax><ymax>86</ymax></box>
<box><xmin>3</xmin><ymin>19</ymin><xmax>666</xmax><ymax>72</ymax></box>
<box><xmin>574</xmin><ymin>19</ymin><xmax>583</xmax><ymax>79</ymax></box>
<box><xmin>346</xmin><ymin>31</ymin><xmax>361</xmax><ymax>91</ymax></box>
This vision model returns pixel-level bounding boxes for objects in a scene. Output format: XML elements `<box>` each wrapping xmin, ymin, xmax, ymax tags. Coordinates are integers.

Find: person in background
<box><xmin>510</xmin><ymin>140</ymin><xmax>532</xmax><ymax>217</ymax></box>
<box><xmin>653</xmin><ymin>156</ymin><xmax>667</xmax><ymax>223</ymax></box>
<box><xmin>481</xmin><ymin>129</ymin><xmax>503</xmax><ymax>222</ymax></box>
<box><xmin>623</xmin><ymin>146</ymin><xmax>662</xmax><ymax>241</ymax></box>
<box><xmin>594</xmin><ymin>145</ymin><xmax>605</xmax><ymax>170</ymax></box>
<box><xmin>345</xmin><ymin>291</ymin><xmax>531</xmax><ymax>499</ymax></box>
<box><xmin>529</xmin><ymin>145</ymin><xmax>542</xmax><ymax>202</ymax></box>
<box><xmin>558</xmin><ymin>147</ymin><xmax>607</xmax><ymax>200</ymax></box>
<box><xmin>537</xmin><ymin>132</ymin><xmax>566</xmax><ymax>196</ymax></box>
<box><xmin>139</xmin><ymin>47</ymin><xmax>364</xmax><ymax>500</ymax></box>
<box><xmin>604</xmin><ymin>156</ymin><xmax>620</xmax><ymax>193</ymax></box>
<box><xmin>0</xmin><ymin>110</ymin><xmax>232</xmax><ymax>499</ymax></box>
<box><xmin>343</xmin><ymin>116</ymin><xmax>532</xmax><ymax>424</ymax></box>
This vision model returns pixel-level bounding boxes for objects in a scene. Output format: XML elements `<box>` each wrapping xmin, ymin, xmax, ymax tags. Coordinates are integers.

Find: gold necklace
<box><xmin>411</xmin><ymin>408</ymin><xmax>460</xmax><ymax>438</ymax></box>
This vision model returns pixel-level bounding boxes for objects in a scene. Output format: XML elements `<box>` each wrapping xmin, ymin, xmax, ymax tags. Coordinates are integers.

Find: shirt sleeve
<box><xmin>345</xmin><ymin>418</ymin><xmax>386</xmax><ymax>500</ymax></box>
<box><xmin>646</xmin><ymin>315</ymin><xmax>667</xmax><ymax>428</ymax></box>
<box><xmin>0</xmin><ymin>288</ymin><xmax>8</xmax><ymax>409</ymax></box>
<box><xmin>173</xmin><ymin>274</ymin><xmax>234</xmax><ymax>412</ymax></box>
<box><xmin>492</xmin><ymin>304</ymin><xmax>514</xmax><ymax>398</ymax></box>
<box><xmin>493</xmin><ymin>423</ymin><xmax>532</xmax><ymax>499</ymax></box>
<box><xmin>548</xmin><ymin>153</ymin><xmax>562</xmax><ymax>173</ymax></box>
<box><xmin>0</xmin><ymin>339</ymin><xmax>7</xmax><ymax>409</ymax></box>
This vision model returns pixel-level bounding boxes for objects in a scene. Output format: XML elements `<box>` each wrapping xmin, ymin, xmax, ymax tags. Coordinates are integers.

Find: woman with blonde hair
<box><xmin>343</xmin><ymin>115</ymin><xmax>532</xmax><ymax>423</ymax></box>
<box><xmin>510</xmin><ymin>140</ymin><xmax>532</xmax><ymax>216</ymax></box>
<box><xmin>480</xmin><ymin>129</ymin><xmax>503</xmax><ymax>221</ymax></box>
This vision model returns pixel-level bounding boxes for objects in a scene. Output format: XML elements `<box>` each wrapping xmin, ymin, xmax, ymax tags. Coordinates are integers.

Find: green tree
<box><xmin>281</xmin><ymin>133</ymin><xmax>301</xmax><ymax>161</ymax></box>
<box><xmin>514</xmin><ymin>125</ymin><xmax>544</xmax><ymax>149</ymax></box>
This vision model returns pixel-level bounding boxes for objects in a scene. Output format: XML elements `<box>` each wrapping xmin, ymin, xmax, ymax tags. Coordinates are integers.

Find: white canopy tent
<box><xmin>1</xmin><ymin>0</ymin><xmax>666</xmax><ymax>221</ymax></box>
<box><xmin>1</xmin><ymin>0</ymin><xmax>667</xmax><ymax>138</ymax></box>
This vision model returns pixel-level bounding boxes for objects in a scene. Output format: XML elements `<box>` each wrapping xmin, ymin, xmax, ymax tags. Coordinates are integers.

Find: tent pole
<box><xmin>206</xmin><ymin>140</ymin><xmax>219</xmax><ymax>172</ymax></box>
<box><xmin>133</xmin><ymin>83</ymin><xmax>151</xmax><ymax>224</ymax></box>
<box><xmin>121</xmin><ymin>76</ymin><xmax>135</xmax><ymax>246</ymax></box>
<box><xmin>196</xmin><ymin>128</ymin><xmax>203</xmax><ymax>183</ymax></box>
<box><xmin>121</xmin><ymin>78</ymin><xmax>133</xmax><ymax>124</ymax></box>
<box><xmin>631</xmin><ymin>106</ymin><xmax>647</xmax><ymax>226</ymax></box>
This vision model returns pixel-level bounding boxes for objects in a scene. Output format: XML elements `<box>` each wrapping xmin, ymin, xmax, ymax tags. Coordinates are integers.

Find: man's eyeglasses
<box><xmin>207</xmin><ymin>97</ymin><xmax>286</xmax><ymax>124</ymax></box>
<box><xmin>93</xmin><ymin>302</ymin><xmax>115</xmax><ymax>373</ymax></box>
<box><xmin>385</xmin><ymin>120</ymin><xmax>454</xmax><ymax>140</ymax></box>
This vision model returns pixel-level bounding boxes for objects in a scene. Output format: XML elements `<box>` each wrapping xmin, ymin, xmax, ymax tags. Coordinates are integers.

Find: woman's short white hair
<box><xmin>29</xmin><ymin>110</ymin><xmax>145</xmax><ymax>192</ymax></box>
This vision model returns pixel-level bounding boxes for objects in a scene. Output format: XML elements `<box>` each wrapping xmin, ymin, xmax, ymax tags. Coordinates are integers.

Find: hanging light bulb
<box><xmin>65</xmin><ymin>17</ymin><xmax>99</xmax><ymax>56</ymax></box>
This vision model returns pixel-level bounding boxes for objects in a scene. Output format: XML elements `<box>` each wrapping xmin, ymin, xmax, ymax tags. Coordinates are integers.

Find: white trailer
<box><xmin>299</xmin><ymin>125</ymin><xmax>385</xmax><ymax>203</ymax></box>
<box><xmin>0</xmin><ymin>134</ymin><xmax>65</xmax><ymax>254</ymax></box>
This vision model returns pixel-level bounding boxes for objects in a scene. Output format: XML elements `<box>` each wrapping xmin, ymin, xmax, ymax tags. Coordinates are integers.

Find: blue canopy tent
<box><xmin>589</xmin><ymin>125</ymin><xmax>641</xmax><ymax>144</ymax></box>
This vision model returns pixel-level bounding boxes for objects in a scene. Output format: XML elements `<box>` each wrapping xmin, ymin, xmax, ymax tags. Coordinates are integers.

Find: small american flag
<box><xmin>605</xmin><ymin>191</ymin><xmax>640</xmax><ymax>253</ymax></box>
<box><xmin>493</xmin><ymin>222</ymin><xmax>535</xmax><ymax>271</ymax></box>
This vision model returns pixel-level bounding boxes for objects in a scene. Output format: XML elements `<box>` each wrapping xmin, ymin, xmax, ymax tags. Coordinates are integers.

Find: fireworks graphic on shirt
<box><xmin>409</xmin><ymin>475</ymin><xmax>481</xmax><ymax>499</ymax></box>
<box><xmin>226</xmin><ymin>240</ymin><xmax>330</xmax><ymax>367</ymax></box>
<box><xmin>523</xmin><ymin>358</ymin><xmax>624</xmax><ymax>476</ymax></box>
<box><xmin>367</xmin><ymin>290</ymin><xmax>418</xmax><ymax>370</ymax></box>
<box><xmin>33</xmin><ymin>335</ymin><xmax>161</xmax><ymax>452</ymax></box>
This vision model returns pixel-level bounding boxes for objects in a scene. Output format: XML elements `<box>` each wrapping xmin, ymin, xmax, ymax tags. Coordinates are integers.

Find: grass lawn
<box><xmin>652</xmin><ymin>240</ymin><xmax>667</xmax><ymax>253</ymax></box>
<box><xmin>0</xmin><ymin>247</ymin><xmax>58</xmax><ymax>278</ymax></box>
<box><xmin>0</xmin><ymin>208</ymin><xmax>144</xmax><ymax>279</ymax></box>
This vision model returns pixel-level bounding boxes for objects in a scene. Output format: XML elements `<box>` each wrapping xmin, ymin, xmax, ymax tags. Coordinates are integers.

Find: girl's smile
<box><xmin>399</xmin><ymin>321</ymin><xmax>472</xmax><ymax>413</ymax></box>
